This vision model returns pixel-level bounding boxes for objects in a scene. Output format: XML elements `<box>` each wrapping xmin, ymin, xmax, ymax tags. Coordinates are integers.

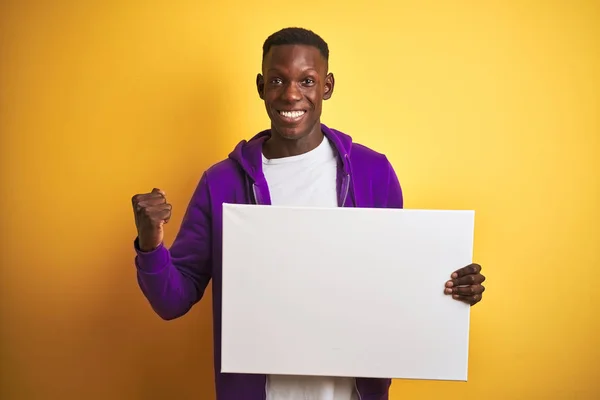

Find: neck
<box><xmin>263</xmin><ymin>123</ymin><xmax>324</xmax><ymax>159</ymax></box>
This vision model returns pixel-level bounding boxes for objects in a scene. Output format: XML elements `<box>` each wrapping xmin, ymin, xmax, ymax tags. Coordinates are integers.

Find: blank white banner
<box><xmin>221</xmin><ymin>204</ymin><xmax>474</xmax><ymax>381</ymax></box>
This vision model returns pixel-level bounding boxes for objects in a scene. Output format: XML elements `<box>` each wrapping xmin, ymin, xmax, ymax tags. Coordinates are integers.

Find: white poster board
<box><xmin>221</xmin><ymin>204</ymin><xmax>473</xmax><ymax>381</ymax></box>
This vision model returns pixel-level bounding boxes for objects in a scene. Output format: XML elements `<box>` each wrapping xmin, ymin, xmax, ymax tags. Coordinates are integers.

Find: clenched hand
<box><xmin>132</xmin><ymin>188</ymin><xmax>172</xmax><ymax>252</ymax></box>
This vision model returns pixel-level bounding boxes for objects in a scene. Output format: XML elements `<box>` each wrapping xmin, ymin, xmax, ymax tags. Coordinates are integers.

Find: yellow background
<box><xmin>1</xmin><ymin>1</ymin><xmax>598</xmax><ymax>399</ymax></box>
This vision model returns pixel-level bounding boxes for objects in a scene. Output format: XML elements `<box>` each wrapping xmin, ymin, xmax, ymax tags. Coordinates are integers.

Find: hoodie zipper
<box><xmin>340</xmin><ymin>174</ymin><xmax>350</xmax><ymax>207</ymax></box>
<box><xmin>252</xmin><ymin>183</ymin><xmax>262</xmax><ymax>205</ymax></box>
<box><xmin>354</xmin><ymin>379</ymin><xmax>362</xmax><ymax>400</ymax></box>
<box><xmin>340</xmin><ymin>154</ymin><xmax>351</xmax><ymax>208</ymax></box>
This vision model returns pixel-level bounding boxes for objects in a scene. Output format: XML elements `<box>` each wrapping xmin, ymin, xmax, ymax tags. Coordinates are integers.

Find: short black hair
<box><xmin>262</xmin><ymin>27</ymin><xmax>329</xmax><ymax>62</ymax></box>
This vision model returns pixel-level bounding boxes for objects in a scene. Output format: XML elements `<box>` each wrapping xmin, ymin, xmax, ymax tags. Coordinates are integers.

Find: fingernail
<box><xmin>451</xmin><ymin>273</ymin><xmax>458</xmax><ymax>278</ymax></box>
<box><xmin>453</xmin><ymin>295</ymin><xmax>459</xmax><ymax>299</ymax></box>
<box><xmin>446</xmin><ymin>281</ymin><xmax>454</xmax><ymax>287</ymax></box>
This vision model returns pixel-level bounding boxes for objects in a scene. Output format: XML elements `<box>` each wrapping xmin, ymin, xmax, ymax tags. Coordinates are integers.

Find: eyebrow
<box><xmin>266</xmin><ymin>67</ymin><xmax>320</xmax><ymax>74</ymax></box>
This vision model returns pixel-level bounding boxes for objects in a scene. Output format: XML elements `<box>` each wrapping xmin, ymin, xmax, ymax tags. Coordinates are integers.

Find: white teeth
<box><xmin>280</xmin><ymin>110</ymin><xmax>305</xmax><ymax>118</ymax></box>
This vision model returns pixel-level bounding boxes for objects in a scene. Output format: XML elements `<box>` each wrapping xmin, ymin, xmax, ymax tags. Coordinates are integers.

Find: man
<box><xmin>131</xmin><ymin>27</ymin><xmax>486</xmax><ymax>400</ymax></box>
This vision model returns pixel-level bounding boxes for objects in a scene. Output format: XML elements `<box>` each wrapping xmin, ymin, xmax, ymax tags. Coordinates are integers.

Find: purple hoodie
<box><xmin>134</xmin><ymin>124</ymin><xmax>404</xmax><ymax>400</ymax></box>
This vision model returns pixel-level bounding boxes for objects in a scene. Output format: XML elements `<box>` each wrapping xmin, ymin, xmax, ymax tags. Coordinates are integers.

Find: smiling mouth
<box><xmin>277</xmin><ymin>110</ymin><xmax>306</xmax><ymax>121</ymax></box>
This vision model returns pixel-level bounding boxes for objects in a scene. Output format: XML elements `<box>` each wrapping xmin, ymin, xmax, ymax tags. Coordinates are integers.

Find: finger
<box><xmin>152</xmin><ymin>188</ymin><xmax>167</xmax><ymax>198</ymax></box>
<box><xmin>132</xmin><ymin>192</ymin><xmax>164</xmax><ymax>205</ymax></box>
<box><xmin>136</xmin><ymin>196</ymin><xmax>167</xmax><ymax>209</ymax></box>
<box><xmin>446</xmin><ymin>273</ymin><xmax>486</xmax><ymax>287</ymax></box>
<box><xmin>452</xmin><ymin>293</ymin><xmax>482</xmax><ymax>306</ymax></box>
<box><xmin>158</xmin><ymin>208</ymin><xmax>171</xmax><ymax>224</ymax></box>
<box><xmin>451</xmin><ymin>263</ymin><xmax>481</xmax><ymax>279</ymax></box>
<box><xmin>163</xmin><ymin>208</ymin><xmax>172</xmax><ymax>223</ymax></box>
<box><xmin>141</xmin><ymin>204</ymin><xmax>172</xmax><ymax>219</ymax></box>
<box><xmin>140</xmin><ymin>203</ymin><xmax>171</xmax><ymax>219</ymax></box>
<box><xmin>446</xmin><ymin>284</ymin><xmax>485</xmax><ymax>296</ymax></box>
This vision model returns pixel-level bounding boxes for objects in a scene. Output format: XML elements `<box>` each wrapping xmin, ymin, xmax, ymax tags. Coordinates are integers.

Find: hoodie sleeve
<box><xmin>385</xmin><ymin>157</ymin><xmax>404</xmax><ymax>209</ymax></box>
<box><xmin>134</xmin><ymin>172</ymin><xmax>213</xmax><ymax>320</ymax></box>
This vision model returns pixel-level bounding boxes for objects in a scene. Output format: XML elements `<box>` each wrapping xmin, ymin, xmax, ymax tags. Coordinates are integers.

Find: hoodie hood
<box><xmin>228</xmin><ymin>123</ymin><xmax>354</xmax><ymax>183</ymax></box>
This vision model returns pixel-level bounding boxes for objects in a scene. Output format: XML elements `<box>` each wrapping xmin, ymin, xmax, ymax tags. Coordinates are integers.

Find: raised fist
<box><xmin>132</xmin><ymin>188</ymin><xmax>172</xmax><ymax>252</ymax></box>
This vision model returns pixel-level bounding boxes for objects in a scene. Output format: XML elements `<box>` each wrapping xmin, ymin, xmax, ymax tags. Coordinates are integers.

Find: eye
<box><xmin>303</xmin><ymin>78</ymin><xmax>316</xmax><ymax>85</ymax></box>
<box><xmin>270</xmin><ymin>77</ymin><xmax>283</xmax><ymax>85</ymax></box>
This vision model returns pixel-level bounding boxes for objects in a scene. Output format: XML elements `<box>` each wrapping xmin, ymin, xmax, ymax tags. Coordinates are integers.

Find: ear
<box><xmin>323</xmin><ymin>72</ymin><xmax>335</xmax><ymax>100</ymax></box>
<box><xmin>256</xmin><ymin>73</ymin><xmax>265</xmax><ymax>100</ymax></box>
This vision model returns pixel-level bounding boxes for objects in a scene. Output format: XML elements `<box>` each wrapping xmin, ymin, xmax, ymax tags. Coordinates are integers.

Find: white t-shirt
<box><xmin>262</xmin><ymin>136</ymin><xmax>358</xmax><ymax>400</ymax></box>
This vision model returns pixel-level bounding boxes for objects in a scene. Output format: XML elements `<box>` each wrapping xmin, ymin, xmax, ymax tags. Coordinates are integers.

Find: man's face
<box><xmin>257</xmin><ymin>44</ymin><xmax>334</xmax><ymax>140</ymax></box>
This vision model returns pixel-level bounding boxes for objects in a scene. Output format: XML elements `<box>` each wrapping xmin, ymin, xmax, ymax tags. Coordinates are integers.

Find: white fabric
<box><xmin>262</xmin><ymin>136</ymin><xmax>338</xmax><ymax>208</ymax></box>
<box><xmin>262</xmin><ymin>136</ymin><xmax>358</xmax><ymax>400</ymax></box>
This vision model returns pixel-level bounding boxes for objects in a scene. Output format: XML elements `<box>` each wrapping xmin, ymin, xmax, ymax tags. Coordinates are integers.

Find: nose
<box><xmin>281</xmin><ymin>82</ymin><xmax>302</xmax><ymax>102</ymax></box>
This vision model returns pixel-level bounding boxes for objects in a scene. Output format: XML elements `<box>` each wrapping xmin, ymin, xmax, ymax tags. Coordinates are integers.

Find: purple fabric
<box><xmin>134</xmin><ymin>124</ymin><xmax>403</xmax><ymax>400</ymax></box>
